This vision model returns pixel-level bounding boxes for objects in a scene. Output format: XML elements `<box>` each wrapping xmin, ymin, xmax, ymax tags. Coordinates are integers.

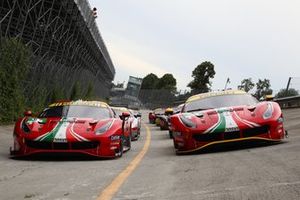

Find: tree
<box><xmin>254</xmin><ymin>79</ymin><xmax>273</xmax><ymax>100</ymax></box>
<box><xmin>84</xmin><ymin>82</ymin><xmax>94</xmax><ymax>100</ymax></box>
<box><xmin>50</xmin><ymin>85</ymin><xmax>65</xmax><ymax>103</ymax></box>
<box><xmin>0</xmin><ymin>38</ymin><xmax>31</xmax><ymax>123</ymax></box>
<box><xmin>156</xmin><ymin>73</ymin><xmax>177</xmax><ymax>91</ymax></box>
<box><xmin>238</xmin><ymin>78</ymin><xmax>255</xmax><ymax>92</ymax></box>
<box><xmin>70</xmin><ymin>81</ymin><xmax>81</xmax><ymax>100</ymax></box>
<box><xmin>140</xmin><ymin>73</ymin><xmax>159</xmax><ymax>89</ymax></box>
<box><xmin>275</xmin><ymin>88</ymin><xmax>299</xmax><ymax>98</ymax></box>
<box><xmin>187</xmin><ymin>61</ymin><xmax>216</xmax><ymax>94</ymax></box>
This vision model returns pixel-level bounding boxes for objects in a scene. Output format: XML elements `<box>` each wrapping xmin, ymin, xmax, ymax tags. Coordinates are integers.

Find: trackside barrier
<box><xmin>274</xmin><ymin>95</ymin><xmax>300</xmax><ymax>109</ymax></box>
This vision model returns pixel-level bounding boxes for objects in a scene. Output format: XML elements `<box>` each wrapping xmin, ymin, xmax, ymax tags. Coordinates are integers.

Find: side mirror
<box><xmin>24</xmin><ymin>110</ymin><xmax>32</xmax><ymax>117</ymax></box>
<box><xmin>120</xmin><ymin>112</ymin><xmax>130</xmax><ymax>120</ymax></box>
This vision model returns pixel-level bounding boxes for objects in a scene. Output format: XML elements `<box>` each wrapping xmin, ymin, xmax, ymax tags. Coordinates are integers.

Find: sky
<box><xmin>89</xmin><ymin>0</ymin><xmax>300</xmax><ymax>93</ymax></box>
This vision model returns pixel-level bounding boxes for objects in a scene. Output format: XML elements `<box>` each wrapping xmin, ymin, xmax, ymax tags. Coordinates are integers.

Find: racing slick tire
<box><xmin>124</xmin><ymin>136</ymin><xmax>131</xmax><ymax>151</ymax></box>
<box><xmin>116</xmin><ymin>141</ymin><xmax>123</xmax><ymax>158</ymax></box>
<box><xmin>169</xmin><ymin>130</ymin><xmax>173</xmax><ymax>139</ymax></box>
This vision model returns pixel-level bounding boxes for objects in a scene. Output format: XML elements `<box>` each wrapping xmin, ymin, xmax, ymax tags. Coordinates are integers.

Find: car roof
<box><xmin>186</xmin><ymin>90</ymin><xmax>247</xmax><ymax>103</ymax></box>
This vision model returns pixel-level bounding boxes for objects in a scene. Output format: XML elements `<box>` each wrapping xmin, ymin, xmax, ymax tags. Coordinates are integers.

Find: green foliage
<box><xmin>139</xmin><ymin>73</ymin><xmax>177</xmax><ymax>107</ymax></box>
<box><xmin>49</xmin><ymin>85</ymin><xmax>65</xmax><ymax>103</ymax></box>
<box><xmin>156</xmin><ymin>73</ymin><xmax>177</xmax><ymax>91</ymax></box>
<box><xmin>84</xmin><ymin>82</ymin><xmax>94</xmax><ymax>100</ymax></box>
<box><xmin>0</xmin><ymin>38</ymin><xmax>31</xmax><ymax>123</ymax></box>
<box><xmin>27</xmin><ymin>85</ymin><xmax>48</xmax><ymax>113</ymax></box>
<box><xmin>254</xmin><ymin>79</ymin><xmax>273</xmax><ymax>100</ymax></box>
<box><xmin>187</xmin><ymin>61</ymin><xmax>216</xmax><ymax>94</ymax></box>
<box><xmin>275</xmin><ymin>88</ymin><xmax>299</xmax><ymax>98</ymax></box>
<box><xmin>70</xmin><ymin>81</ymin><xmax>81</xmax><ymax>100</ymax></box>
<box><xmin>141</xmin><ymin>73</ymin><xmax>159</xmax><ymax>89</ymax></box>
<box><xmin>238</xmin><ymin>78</ymin><xmax>255</xmax><ymax>92</ymax></box>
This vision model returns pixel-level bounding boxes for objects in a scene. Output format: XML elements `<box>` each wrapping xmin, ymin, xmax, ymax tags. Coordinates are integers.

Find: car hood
<box><xmin>22</xmin><ymin>117</ymin><xmax>114</xmax><ymax>142</ymax></box>
<box><xmin>172</xmin><ymin>101</ymin><xmax>281</xmax><ymax>134</ymax></box>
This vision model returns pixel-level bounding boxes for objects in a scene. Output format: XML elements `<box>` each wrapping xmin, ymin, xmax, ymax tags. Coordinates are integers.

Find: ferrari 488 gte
<box><xmin>170</xmin><ymin>90</ymin><xmax>286</xmax><ymax>154</ymax></box>
<box><xmin>10</xmin><ymin>100</ymin><xmax>132</xmax><ymax>158</ymax></box>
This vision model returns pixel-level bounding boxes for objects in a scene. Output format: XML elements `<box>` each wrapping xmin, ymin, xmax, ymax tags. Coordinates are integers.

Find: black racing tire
<box><xmin>125</xmin><ymin>136</ymin><xmax>131</xmax><ymax>151</ymax></box>
<box><xmin>169</xmin><ymin>130</ymin><xmax>173</xmax><ymax>139</ymax></box>
<box><xmin>116</xmin><ymin>140</ymin><xmax>123</xmax><ymax>158</ymax></box>
<box><xmin>173</xmin><ymin>138</ymin><xmax>178</xmax><ymax>149</ymax></box>
<box><xmin>135</xmin><ymin>132</ymin><xmax>140</xmax><ymax>141</ymax></box>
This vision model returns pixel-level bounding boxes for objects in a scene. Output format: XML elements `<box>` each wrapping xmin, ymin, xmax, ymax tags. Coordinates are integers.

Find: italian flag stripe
<box><xmin>40</xmin><ymin>120</ymin><xmax>64</xmax><ymax>142</ymax></box>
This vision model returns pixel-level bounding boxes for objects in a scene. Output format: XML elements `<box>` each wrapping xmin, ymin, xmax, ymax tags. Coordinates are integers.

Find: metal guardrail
<box><xmin>274</xmin><ymin>95</ymin><xmax>300</xmax><ymax>109</ymax></box>
<box><xmin>74</xmin><ymin>0</ymin><xmax>115</xmax><ymax>76</ymax></box>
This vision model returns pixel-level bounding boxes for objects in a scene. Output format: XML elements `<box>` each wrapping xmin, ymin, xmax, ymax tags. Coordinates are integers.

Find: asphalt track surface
<box><xmin>0</xmin><ymin>109</ymin><xmax>299</xmax><ymax>200</ymax></box>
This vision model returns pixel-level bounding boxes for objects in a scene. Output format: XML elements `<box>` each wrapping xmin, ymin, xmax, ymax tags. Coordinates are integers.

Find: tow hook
<box><xmin>285</xmin><ymin>130</ymin><xmax>289</xmax><ymax>138</ymax></box>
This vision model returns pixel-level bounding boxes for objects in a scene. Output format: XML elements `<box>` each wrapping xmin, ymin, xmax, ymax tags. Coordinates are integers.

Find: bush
<box><xmin>0</xmin><ymin>38</ymin><xmax>31</xmax><ymax>123</ymax></box>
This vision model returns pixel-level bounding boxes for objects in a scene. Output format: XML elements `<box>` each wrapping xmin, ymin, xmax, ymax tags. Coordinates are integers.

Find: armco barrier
<box><xmin>274</xmin><ymin>95</ymin><xmax>300</xmax><ymax>109</ymax></box>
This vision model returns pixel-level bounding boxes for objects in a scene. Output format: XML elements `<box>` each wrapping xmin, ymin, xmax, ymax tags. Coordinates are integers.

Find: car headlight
<box><xmin>263</xmin><ymin>103</ymin><xmax>273</xmax><ymax>120</ymax></box>
<box><xmin>95</xmin><ymin>121</ymin><xmax>113</xmax><ymax>135</ymax></box>
<box><xmin>179</xmin><ymin>114</ymin><xmax>196</xmax><ymax>128</ymax></box>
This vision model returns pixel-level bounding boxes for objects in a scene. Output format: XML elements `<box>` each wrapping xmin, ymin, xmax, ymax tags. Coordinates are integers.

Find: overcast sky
<box><xmin>89</xmin><ymin>0</ymin><xmax>300</xmax><ymax>93</ymax></box>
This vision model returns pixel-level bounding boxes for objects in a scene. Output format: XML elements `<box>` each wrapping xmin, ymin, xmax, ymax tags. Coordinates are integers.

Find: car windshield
<box><xmin>39</xmin><ymin>106</ymin><xmax>64</xmax><ymax>118</ymax></box>
<box><xmin>184</xmin><ymin>94</ymin><xmax>258</xmax><ymax>112</ymax></box>
<box><xmin>154</xmin><ymin>109</ymin><xmax>164</xmax><ymax>115</ymax></box>
<box><xmin>112</xmin><ymin>108</ymin><xmax>128</xmax><ymax>116</ymax></box>
<box><xmin>39</xmin><ymin>105</ymin><xmax>111</xmax><ymax>119</ymax></box>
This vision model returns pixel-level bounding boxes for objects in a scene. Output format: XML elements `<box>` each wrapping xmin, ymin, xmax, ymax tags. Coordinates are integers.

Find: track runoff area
<box><xmin>0</xmin><ymin>109</ymin><xmax>299</xmax><ymax>200</ymax></box>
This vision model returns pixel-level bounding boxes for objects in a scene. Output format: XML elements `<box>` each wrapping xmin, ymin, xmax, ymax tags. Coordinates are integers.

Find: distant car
<box><xmin>129</xmin><ymin>109</ymin><xmax>142</xmax><ymax>137</ymax></box>
<box><xmin>148</xmin><ymin>112</ymin><xmax>156</xmax><ymax>124</ymax></box>
<box><xmin>159</xmin><ymin>108</ymin><xmax>174</xmax><ymax>131</ymax></box>
<box><xmin>112</xmin><ymin>107</ymin><xmax>141</xmax><ymax>141</ymax></box>
<box><xmin>10</xmin><ymin>100</ymin><xmax>132</xmax><ymax>158</ymax></box>
<box><xmin>153</xmin><ymin>108</ymin><xmax>164</xmax><ymax>126</ymax></box>
<box><xmin>129</xmin><ymin>109</ymin><xmax>142</xmax><ymax>140</ymax></box>
<box><xmin>170</xmin><ymin>90</ymin><xmax>286</xmax><ymax>154</ymax></box>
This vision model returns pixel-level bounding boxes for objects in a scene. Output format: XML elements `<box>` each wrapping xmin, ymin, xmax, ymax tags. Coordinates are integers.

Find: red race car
<box><xmin>111</xmin><ymin>107</ymin><xmax>141</xmax><ymax>141</ymax></box>
<box><xmin>129</xmin><ymin>109</ymin><xmax>142</xmax><ymax>140</ymax></box>
<box><xmin>170</xmin><ymin>90</ymin><xmax>287</xmax><ymax>154</ymax></box>
<box><xmin>159</xmin><ymin>108</ymin><xmax>174</xmax><ymax>130</ymax></box>
<box><xmin>10</xmin><ymin>100</ymin><xmax>132</xmax><ymax>158</ymax></box>
<box><xmin>148</xmin><ymin>111</ymin><xmax>156</xmax><ymax>124</ymax></box>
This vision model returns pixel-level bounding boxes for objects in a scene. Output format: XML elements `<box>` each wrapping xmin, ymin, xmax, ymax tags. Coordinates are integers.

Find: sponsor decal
<box><xmin>49</xmin><ymin>100</ymin><xmax>108</xmax><ymax>108</ymax></box>
<box><xmin>53</xmin><ymin>138</ymin><xmax>67</xmax><ymax>143</ymax></box>
<box><xmin>225</xmin><ymin>127</ymin><xmax>239</xmax><ymax>132</ymax></box>
<box><xmin>34</xmin><ymin>118</ymin><xmax>90</xmax><ymax>142</ymax></box>
<box><xmin>110</xmin><ymin>135</ymin><xmax>121</xmax><ymax>141</ymax></box>
<box><xmin>205</xmin><ymin>109</ymin><xmax>239</xmax><ymax>134</ymax></box>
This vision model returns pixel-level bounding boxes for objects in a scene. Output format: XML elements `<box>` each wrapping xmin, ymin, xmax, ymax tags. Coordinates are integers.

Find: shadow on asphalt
<box><xmin>9</xmin><ymin>153</ymin><xmax>117</xmax><ymax>161</ymax></box>
<box><xmin>152</xmin><ymin>132</ymin><xmax>171</xmax><ymax>141</ymax></box>
<box><xmin>178</xmin><ymin>140</ymin><xmax>287</xmax><ymax>156</ymax></box>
